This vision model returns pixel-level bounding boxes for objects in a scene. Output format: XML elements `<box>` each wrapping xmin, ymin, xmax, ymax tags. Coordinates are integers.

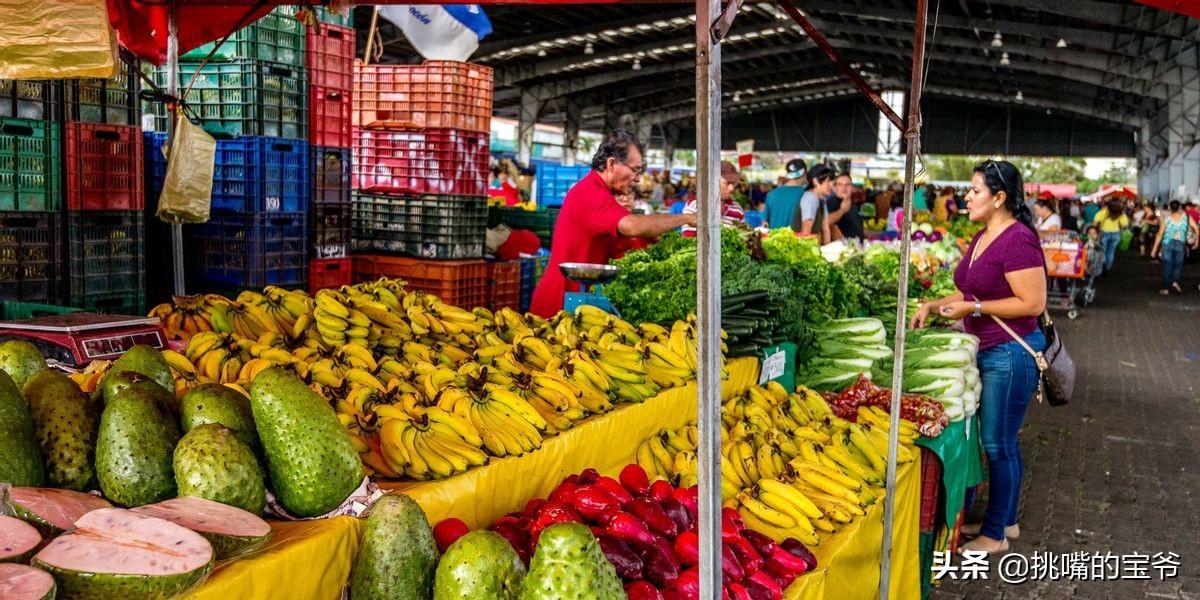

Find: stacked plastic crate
<box><xmin>350</xmin><ymin>61</ymin><xmax>495</xmax><ymax>307</ymax></box>
<box><xmin>60</xmin><ymin>55</ymin><xmax>147</xmax><ymax>314</ymax></box>
<box><xmin>0</xmin><ymin>79</ymin><xmax>61</xmax><ymax>304</ymax></box>
<box><xmin>306</xmin><ymin>12</ymin><xmax>355</xmax><ymax>291</ymax></box>
<box><xmin>149</xmin><ymin>7</ymin><xmax>309</xmax><ymax>294</ymax></box>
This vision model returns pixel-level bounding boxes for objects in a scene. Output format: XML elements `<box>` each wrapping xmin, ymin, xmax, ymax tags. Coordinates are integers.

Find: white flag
<box><xmin>377</xmin><ymin>5</ymin><xmax>493</xmax><ymax>62</ymax></box>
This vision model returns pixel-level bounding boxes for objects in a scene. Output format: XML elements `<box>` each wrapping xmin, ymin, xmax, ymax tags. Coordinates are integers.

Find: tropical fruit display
<box><xmin>0</xmin><ymin>563</ymin><xmax>56</xmax><ymax>600</ymax></box>
<box><xmin>131</xmin><ymin>496</ymin><xmax>272</xmax><ymax>560</ymax></box>
<box><xmin>23</xmin><ymin>370</ymin><xmax>98</xmax><ymax>492</ymax></box>
<box><xmin>0</xmin><ymin>370</ymin><xmax>44</xmax><ymax>487</ymax></box>
<box><xmin>350</xmin><ymin>494</ymin><xmax>439</xmax><ymax>600</ymax></box>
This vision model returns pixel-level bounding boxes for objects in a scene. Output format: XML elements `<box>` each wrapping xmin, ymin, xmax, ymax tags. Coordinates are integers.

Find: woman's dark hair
<box><xmin>1035</xmin><ymin>199</ymin><xmax>1054</xmax><ymax>211</ymax></box>
<box><xmin>973</xmin><ymin>160</ymin><xmax>1033</xmax><ymax>231</ymax></box>
<box><xmin>1105</xmin><ymin>199</ymin><xmax>1123</xmax><ymax>220</ymax></box>
<box><xmin>1169</xmin><ymin>199</ymin><xmax>1182</xmax><ymax>212</ymax></box>
<box><xmin>591</xmin><ymin>129</ymin><xmax>644</xmax><ymax>172</ymax></box>
<box><xmin>890</xmin><ymin>193</ymin><xmax>903</xmax><ymax>209</ymax></box>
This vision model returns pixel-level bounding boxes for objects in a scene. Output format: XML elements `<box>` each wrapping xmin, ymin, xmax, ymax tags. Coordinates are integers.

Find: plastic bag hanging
<box><xmin>157</xmin><ymin>114</ymin><xmax>215</xmax><ymax>224</ymax></box>
<box><xmin>0</xmin><ymin>0</ymin><xmax>117</xmax><ymax>79</ymax></box>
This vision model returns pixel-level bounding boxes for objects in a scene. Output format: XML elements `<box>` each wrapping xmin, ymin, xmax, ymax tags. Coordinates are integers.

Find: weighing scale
<box><xmin>0</xmin><ymin>313</ymin><xmax>167</xmax><ymax>367</ymax></box>
<box><xmin>560</xmin><ymin>262</ymin><xmax>621</xmax><ymax>315</ymax></box>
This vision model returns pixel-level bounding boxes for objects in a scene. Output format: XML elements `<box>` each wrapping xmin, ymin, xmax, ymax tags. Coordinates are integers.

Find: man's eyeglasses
<box><xmin>614</xmin><ymin>158</ymin><xmax>645</xmax><ymax>176</ymax></box>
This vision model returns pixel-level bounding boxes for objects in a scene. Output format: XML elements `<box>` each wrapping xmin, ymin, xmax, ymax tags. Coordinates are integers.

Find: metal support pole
<box><xmin>167</xmin><ymin>3</ymin><xmax>185</xmax><ymax>297</ymax></box>
<box><xmin>880</xmin><ymin>0</ymin><xmax>928</xmax><ymax>597</ymax></box>
<box><xmin>695</xmin><ymin>0</ymin><xmax>723</xmax><ymax>596</ymax></box>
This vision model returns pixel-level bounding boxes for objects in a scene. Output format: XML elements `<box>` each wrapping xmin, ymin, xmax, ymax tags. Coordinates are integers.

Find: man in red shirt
<box><xmin>530</xmin><ymin>131</ymin><xmax>696</xmax><ymax>317</ymax></box>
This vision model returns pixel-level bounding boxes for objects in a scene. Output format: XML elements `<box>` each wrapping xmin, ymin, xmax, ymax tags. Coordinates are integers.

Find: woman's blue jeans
<box><xmin>1100</xmin><ymin>231</ymin><xmax>1121</xmax><ymax>271</ymax></box>
<box><xmin>1162</xmin><ymin>240</ymin><xmax>1186</xmax><ymax>289</ymax></box>
<box><xmin>977</xmin><ymin>328</ymin><xmax>1046</xmax><ymax>541</ymax></box>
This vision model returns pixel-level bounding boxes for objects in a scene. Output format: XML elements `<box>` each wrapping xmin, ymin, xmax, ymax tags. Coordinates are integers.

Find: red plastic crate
<box><xmin>307</xmin><ymin>23</ymin><xmax>354</xmax><ymax>91</ymax></box>
<box><xmin>309</xmin><ymin>257</ymin><xmax>351</xmax><ymax>291</ymax></box>
<box><xmin>65</xmin><ymin>123</ymin><xmax>144</xmax><ymax>211</ymax></box>
<box><xmin>352</xmin><ymin>127</ymin><xmax>488</xmax><ymax>196</ymax></box>
<box><xmin>310</xmin><ymin>85</ymin><xmax>352</xmax><ymax>148</ymax></box>
<box><xmin>354</xmin><ymin>61</ymin><xmax>492</xmax><ymax>133</ymax></box>
<box><xmin>919</xmin><ymin>447</ymin><xmax>943</xmax><ymax>533</ymax></box>
<box><xmin>487</xmin><ymin>260</ymin><xmax>521</xmax><ymax>311</ymax></box>
<box><xmin>352</xmin><ymin>255</ymin><xmax>487</xmax><ymax>308</ymax></box>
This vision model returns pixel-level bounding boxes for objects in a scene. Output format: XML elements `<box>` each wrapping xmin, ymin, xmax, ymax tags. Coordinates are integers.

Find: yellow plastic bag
<box><xmin>0</xmin><ymin>0</ymin><xmax>117</xmax><ymax>79</ymax></box>
<box><xmin>157</xmin><ymin>115</ymin><xmax>215</xmax><ymax>224</ymax></box>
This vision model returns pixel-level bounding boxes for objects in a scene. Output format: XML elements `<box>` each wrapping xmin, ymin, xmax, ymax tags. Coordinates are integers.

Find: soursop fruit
<box><xmin>0</xmin><ymin>340</ymin><xmax>45</xmax><ymax>390</ymax></box>
<box><xmin>173</xmin><ymin>423</ymin><xmax>265</xmax><ymax>514</ymax></box>
<box><xmin>180</xmin><ymin>383</ymin><xmax>259</xmax><ymax>454</ymax></box>
<box><xmin>519</xmin><ymin>523</ymin><xmax>624</xmax><ymax>600</ymax></box>
<box><xmin>106</xmin><ymin>345</ymin><xmax>174</xmax><ymax>395</ymax></box>
<box><xmin>24</xmin><ymin>370</ymin><xmax>97</xmax><ymax>491</ymax></box>
<box><xmin>350</xmin><ymin>494</ymin><xmax>437</xmax><ymax>600</ymax></box>
<box><xmin>434</xmin><ymin>530</ymin><xmax>525</xmax><ymax>599</ymax></box>
<box><xmin>0</xmin><ymin>370</ymin><xmax>43</xmax><ymax>486</ymax></box>
<box><xmin>96</xmin><ymin>387</ymin><xmax>180</xmax><ymax>506</ymax></box>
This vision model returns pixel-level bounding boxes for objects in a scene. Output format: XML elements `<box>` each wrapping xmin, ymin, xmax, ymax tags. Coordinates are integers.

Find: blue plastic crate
<box><xmin>534</xmin><ymin>163</ymin><xmax>589</xmax><ymax>208</ymax></box>
<box><xmin>518</xmin><ymin>255</ymin><xmax>549</xmax><ymax>311</ymax></box>
<box><xmin>145</xmin><ymin>133</ymin><xmax>308</xmax><ymax>214</ymax></box>
<box><xmin>185</xmin><ymin>212</ymin><xmax>307</xmax><ymax>288</ymax></box>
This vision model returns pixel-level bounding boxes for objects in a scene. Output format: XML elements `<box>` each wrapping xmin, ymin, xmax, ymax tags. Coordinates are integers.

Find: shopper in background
<box><xmin>1139</xmin><ymin>204</ymin><xmax>1160</xmax><ymax>259</ymax></box>
<box><xmin>489</xmin><ymin>166</ymin><xmax>521</xmax><ymax>206</ymax></box>
<box><xmin>762</xmin><ymin>158</ymin><xmax>807</xmax><ymax>229</ymax></box>
<box><xmin>791</xmin><ymin>164</ymin><xmax>835</xmax><ymax>240</ymax></box>
<box><xmin>885</xmin><ymin>193</ymin><xmax>904</xmax><ymax>234</ymax></box>
<box><xmin>1150</xmin><ymin>200</ymin><xmax>1200</xmax><ymax>295</ymax></box>
<box><xmin>1187</xmin><ymin>201</ymin><xmax>1200</xmax><ymax>225</ymax></box>
<box><xmin>530</xmin><ymin>130</ymin><xmax>696</xmax><ymax>317</ymax></box>
<box><xmin>1093</xmin><ymin>199</ymin><xmax>1129</xmax><ymax>273</ymax></box>
<box><xmin>1130</xmin><ymin>202</ymin><xmax>1145</xmax><ymax>251</ymax></box>
<box><xmin>1082</xmin><ymin>199</ymin><xmax>1102</xmax><ymax>224</ymax></box>
<box><xmin>681</xmin><ymin>161</ymin><xmax>745</xmax><ymax>237</ymax></box>
<box><xmin>911</xmin><ymin>159</ymin><xmax>1046</xmax><ymax>555</ymax></box>
<box><xmin>827</xmin><ymin>172</ymin><xmax>864</xmax><ymax>241</ymax></box>
<box><xmin>1034</xmin><ymin>199</ymin><xmax>1062</xmax><ymax>233</ymax></box>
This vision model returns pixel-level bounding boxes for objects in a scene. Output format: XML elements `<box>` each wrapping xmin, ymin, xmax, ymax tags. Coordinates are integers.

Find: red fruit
<box><xmin>722</xmin><ymin>507</ymin><xmax>745</xmax><ymax>531</ymax></box>
<box><xmin>742</xmin><ymin>575</ymin><xmax>776</xmax><ymax>600</ymax></box>
<box><xmin>638</xmin><ymin>537</ymin><xmax>681</xmax><ymax>588</ymax></box>
<box><xmin>529</xmin><ymin>502</ymin><xmax>582</xmax><ymax>543</ymax></box>
<box><xmin>628</xmin><ymin>498</ymin><xmax>679</xmax><ymax>538</ymax></box>
<box><xmin>620</xmin><ymin>464</ymin><xmax>652</xmax><ymax>496</ymax></box>
<box><xmin>596</xmin><ymin>476</ymin><xmax>634</xmax><ymax>506</ymax></box>
<box><xmin>765</xmin><ymin>545</ymin><xmax>809</xmax><ymax>579</ymax></box>
<box><xmin>549</xmin><ymin>481</ymin><xmax>579</xmax><ymax>505</ymax></box>
<box><xmin>669</xmin><ymin>487</ymin><xmax>699</xmax><ymax>521</ymax></box>
<box><xmin>578</xmin><ymin>468</ymin><xmax>602</xmax><ymax>484</ymax></box>
<box><xmin>780</xmin><ymin>538</ymin><xmax>818</xmax><ymax>571</ymax></box>
<box><xmin>745</xmin><ymin>570</ymin><xmax>783</xmax><ymax>600</ymax></box>
<box><xmin>605</xmin><ymin>511</ymin><xmax>658</xmax><ymax>547</ymax></box>
<box><xmin>661</xmin><ymin>498</ymin><xmax>694</xmax><ymax>533</ymax></box>
<box><xmin>721</xmin><ymin>544</ymin><xmax>745</xmax><ymax>584</ymax></box>
<box><xmin>524</xmin><ymin>497</ymin><xmax>546</xmax><ymax>516</ymax></box>
<box><xmin>673</xmin><ymin>531</ymin><xmax>700</xmax><ymax>566</ymax></box>
<box><xmin>597</xmin><ymin>535</ymin><xmax>645</xmax><ymax>580</ymax></box>
<box><xmin>562</xmin><ymin>473</ymin><xmax>580</xmax><ymax>485</ymax></box>
<box><xmin>740</xmin><ymin>529</ymin><xmax>779</xmax><ymax>557</ymax></box>
<box><xmin>726</xmin><ymin>582</ymin><xmax>754</xmax><ymax>600</ymax></box>
<box><xmin>432</xmin><ymin>518</ymin><xmax>470</xmax><ymax>553</ymax></box>
<box><xmin>572</xmin><ymin>485</ymin><xmax>622</xmax><ymax>522</ymax></box>
<box><xmin>726</xmin><ymin>535</ymin><xmax>764</xmax><ymax>575</ymax></box>
<box><xmin>667</xmin><ymin>567</ymin><xmax>701</xmax><ymax>600</ymax></box>
<box><xmin>490</xmin><ymin>519</ymin><xmax>530</xmax><ymax>558</ymax></box>
<box><xmin>625</xmin><ymin>581</ymin><xmax>664</xmax><ymax>600</ymax></box>
<box><xmin>648</xmin><ymin>479</ymin><xmax>674</xmax><ymax>503</ymax></box>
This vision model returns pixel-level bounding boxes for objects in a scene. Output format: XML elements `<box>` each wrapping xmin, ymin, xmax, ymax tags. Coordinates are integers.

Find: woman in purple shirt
<box><xmin>911</xmin><ymin>160</ymin><xmax>1048</xmax><ymax>555</ymax></box>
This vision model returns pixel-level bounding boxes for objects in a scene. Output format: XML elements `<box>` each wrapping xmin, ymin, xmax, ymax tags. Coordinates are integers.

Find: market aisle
<box><xmin>933</xmin><ymin>252</ymin><xmax>1200</xmax><ymax>600</ymax></box>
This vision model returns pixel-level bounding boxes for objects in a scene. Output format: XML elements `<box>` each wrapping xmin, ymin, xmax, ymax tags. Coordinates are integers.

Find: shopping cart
<box><xmin>1042</xmin><ymin>234</ymin><xmax>1088</xmax><ymax>320</ymax></box>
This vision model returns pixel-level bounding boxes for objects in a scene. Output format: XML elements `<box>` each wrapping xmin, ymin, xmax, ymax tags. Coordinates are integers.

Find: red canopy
<box><xmin>106</xmin><ymin>1</ymin><xmax>280</xmax><ymax>65</ymax></box>
<box><xmin>1136</xmin><ymin>0</ymin><xmax>1200</xmax><ymax>19</ymax></box>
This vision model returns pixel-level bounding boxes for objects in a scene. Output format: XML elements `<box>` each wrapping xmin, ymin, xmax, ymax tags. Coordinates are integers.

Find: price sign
<box><xmin>759</xmin><ymin>349</ymin><xmax>786</xmax><ymax>384</ymax></box>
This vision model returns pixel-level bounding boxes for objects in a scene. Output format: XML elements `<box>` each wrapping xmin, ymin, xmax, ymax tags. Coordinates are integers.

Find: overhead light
<box><xmin>632</xmin><ymin>58</ymin><xmax>642</xmax><ymax>71</ymax></box>
<box><xmin>999</xmin><ymin>52</ymin><xmax>1011</xmax><ymax>66</ymax></box>
<box><xmin>1015</xmin><ymin>90</ymin><xmax>1023</xmax><ymax>101</ymax></box>
<box><xmin>733</xmin><ymin>92</ymin><xmax>741</xmax><ymax>102</ymax></box>
<box><xmin>537</xmin><ymin>49</ymin><xmax>547</xmax><ymax>57</ymax></box>
<box><xmin>1056</xmin><ymin>38</ymin><xmax>1068</xmax><ymax>48</ymax></box>
<box><xmin>991</xmin><ymin>32</ymin><xmax>1003</xmax><ymax>48</ymax></box>
<box><xmin>584</xmin><ymin>42</ymin><xmax>594</xmax><ymax>55</ymax></box>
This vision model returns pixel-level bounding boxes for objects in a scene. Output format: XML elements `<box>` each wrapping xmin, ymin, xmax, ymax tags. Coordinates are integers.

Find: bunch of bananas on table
<box><xmin>148</xmin><ymin>278</ymin><xmax>708</xmax><ymax>482</ymax></box>
<box><xmin>635</xmin><ymin>382</ymin><xmax>918</xmax><ymax>546</ymax></box>
<box><xmin>148</xmin><ymin>294</ymin><xmax>231</xmax><ymax>340</ymax></box>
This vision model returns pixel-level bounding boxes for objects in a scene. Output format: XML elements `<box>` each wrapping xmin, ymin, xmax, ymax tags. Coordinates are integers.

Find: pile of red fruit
<box><xmin>823</xmin><ymin>375</ymin><xmax>947</xmax><ymax>437</ymax></box>
<box><xmin>436</xmin><ymin>465</ymin><xmax>818</xmax><ymax>600</ymax></box>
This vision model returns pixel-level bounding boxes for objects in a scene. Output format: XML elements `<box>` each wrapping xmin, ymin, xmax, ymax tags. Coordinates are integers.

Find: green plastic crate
<box><xmin>0</xmin><ymin>301</ymin><xmax>80</xmax><ymax>320</ymax></box>
<box><xmin>352</xmin><ymin>193</ymin><xmax>486</xmax><ymax>259</ymax></box>
<box><xmin>313</xmin><ymin>5</ymin><xmax>353</xmax><ymax>27</ymax></box>
<box><xmin>487</xmin><ymin>206</ymin><xmax>559</xmax><ymax>248</ymax></box>
<box><xmin>183</xmin><ymin>6</ymin><xmax>305</xmax><ymax>69</ymax></box>
<box><xmin>153</xmin><ymin>59</ymin><xmax>307</xmax><ymax>139</ymax></box>
<box><xmin>0</xmin><ymin>118</ymin><xmax>61</xmax><ymax>212</ymax></box>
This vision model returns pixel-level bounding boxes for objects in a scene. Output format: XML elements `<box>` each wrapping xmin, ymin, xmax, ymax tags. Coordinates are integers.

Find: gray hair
<box><xmin>591</xmin><ymin>129</ymin><xmax>644</xmax><ymax>172</ymax></box>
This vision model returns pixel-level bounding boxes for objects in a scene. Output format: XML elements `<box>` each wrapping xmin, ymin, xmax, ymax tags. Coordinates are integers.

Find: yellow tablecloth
<box><xmin>785</xmin><ymin>457</ymin><xmax>923</xmax><ymax>600</ymax></box>
<box><xmin>187</xmin><ymin>357</ymin><xmax>760</xmax><ymax>599</ymax></box>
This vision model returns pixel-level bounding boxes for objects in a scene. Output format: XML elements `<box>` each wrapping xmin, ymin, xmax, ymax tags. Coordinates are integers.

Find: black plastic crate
<box><xmin>152</xmin><ymin>60</ymin><xmax>307</xmax><ymax>139</ymax></box>
<box><xmin>311</xmin><ymin>145</ymin><xmax>350</xmax><ymax>205</ymax></box>
<box><xmin>311</xmin><ymin>201</ymin><xmax>351</xmax><ymax>259</ymax></box>
<box><xmin>64</xmin><ymin>53</ymin><xmax>140</xmax><ymax>125</ymax></box>
<box><xmin>0</xmin><ymin>80</ymin><xmax>57</xmax><ymax>121</ymax></box>
<box><xmin>0</xmin><ymin>211</ymin><xmax>62</xmax><ymax>302</ymax></box>
<box><xmin>186</xmin><ymin>212</ymin><xmax>307</xmax><ymax>288</ymax></box>
<box><xmin>487</xmin><ymin>206</ymin><xmax>559</xmax><ymax>248</ymax></box>
<box><xmin>351</xmin><ymin>193</ymin><xmax>486</xmax><ymax>259</ymax></box>
<box><xmin>66</xmin><ymin>211</ymin><xmax>145</xmax><ymax>310</ymax></box>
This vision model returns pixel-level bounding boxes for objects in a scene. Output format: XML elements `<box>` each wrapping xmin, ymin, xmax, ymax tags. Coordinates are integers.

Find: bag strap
<box><xmin>990</xmin><ymin>315</ymin><xmax>1050</xmax><ymax>372</ymax></box>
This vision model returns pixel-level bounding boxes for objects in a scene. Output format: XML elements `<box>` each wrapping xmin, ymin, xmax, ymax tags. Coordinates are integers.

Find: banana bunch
<box><xmin>209</xmin><ymin>300</ymin><xmax>281</xmax><ymax>341</ymax></box>
<box><xmin>314</xmin><ymin>289</ymin><xmax>373</xmax><ymax>348</ymax></box>
<box><xmin>184</xmin><ymin>331</ymin><xmax>246</xmax><ymax>384</ymax></box>
<box><xmin>438</xmin><ymin>386</ymin><xmax>547</xmax><ymax>457</ymax></box>
<box><xmin>857</xmin><ymin>405</ymin><xmax>920</xmax><ymax>445</ymax></box>
<box><xmin>148</xmin><ymin>294</ymin><xmax>229</xmax><ymax>341</ymax></box>
<box><xmin>733</xmin><ymin>484</ymin><xmax>823</xmax><ymax>546</ymax></box>
<box><xmin>376</xmin><ymin>403</ymin><xmax>489</xmax><ymax>480</ymax></box>
<box><xmin>244</xmin><ymin>286</ymin><xmax>314</xmax><ymax>337</ymax></box>
<box><xmin>485</xmin><ymin>370</ymin><xmax>586</xmax><ymax>434</ymax></box>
